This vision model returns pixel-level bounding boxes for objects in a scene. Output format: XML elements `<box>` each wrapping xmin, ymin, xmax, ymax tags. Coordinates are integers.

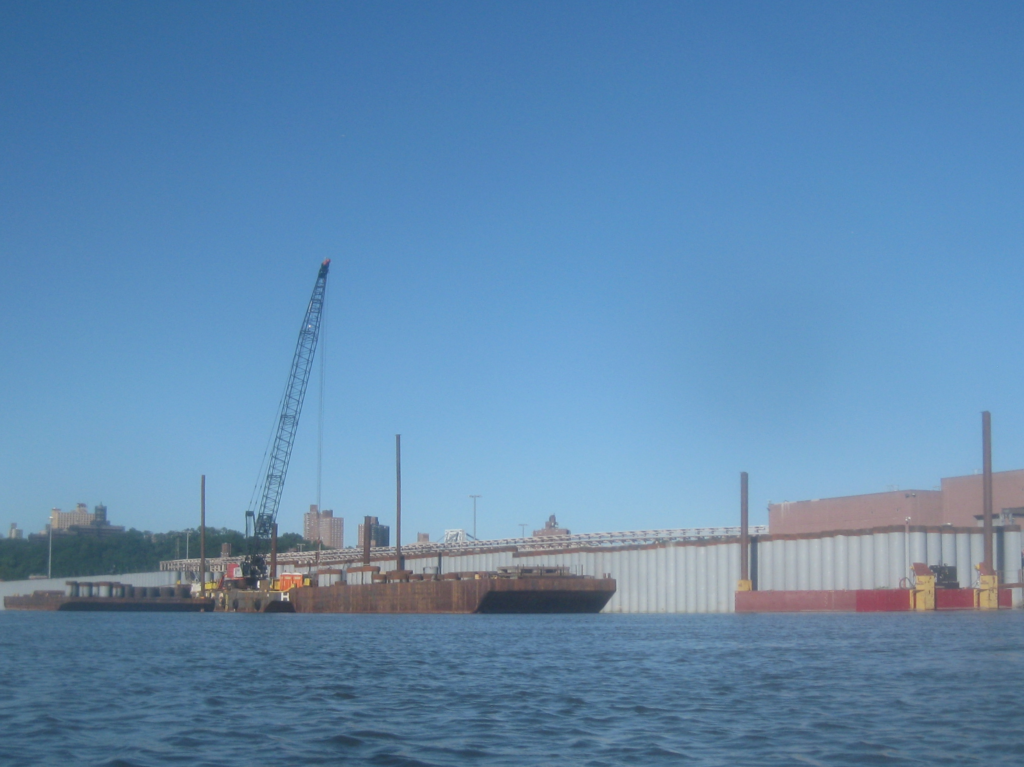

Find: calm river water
<box><xmin>1</xmin><ymin>610</ymin><xmax>1022</xmax><ymax>766</ymax></box>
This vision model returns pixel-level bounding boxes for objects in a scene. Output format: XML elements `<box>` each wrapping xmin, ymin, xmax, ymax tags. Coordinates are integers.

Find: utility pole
<box><xmin>469</xmin><ymin>495</ymin><xmax>481</xmax><ymax>540</ymax></box>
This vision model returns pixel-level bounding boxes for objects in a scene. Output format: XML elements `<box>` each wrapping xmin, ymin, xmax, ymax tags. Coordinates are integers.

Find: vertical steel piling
<box><xmin>270</xmin><ymin>523</ymin><xmax>278</xmax><ymax>583</ymax></box>
<box><xmin>983</xmin><ymin>411</ymin><xmax>993</xmax><ymax>570</ymax></box>
<box><xmin>396</xmin><ymin>434</ymin><xmax>403</xmax><ymax>571</ymax></box>
<box><xmin>200</xmin><ymin>475</ymin><xmax>206</xmax><ymax>591</ymax></box>
<box><xmin>978</xmin><ymin>411</ymin><xmax>1000</xmax><ymax>608</ymax></box>
<box><xmin>738</xmin><ymin>471</ymin><xmax>751</xmax><ymax>591</ymax></box>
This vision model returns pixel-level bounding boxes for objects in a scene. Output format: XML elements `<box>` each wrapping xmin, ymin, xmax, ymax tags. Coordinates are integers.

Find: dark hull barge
<box><xmin>290</xmin><ymin>574</ymin><xmax>616</xmax><ymax>614</ymax></box>
<box><xmin>5</xmin><ymin>583</ymin><xmax>214</xmax><ymax>612</ymax></box>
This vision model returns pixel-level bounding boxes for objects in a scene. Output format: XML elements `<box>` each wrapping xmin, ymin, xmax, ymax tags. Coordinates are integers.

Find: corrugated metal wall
<box><xmin>754</xmin><ymin>528</ymin><xmax>1022</xmax><ymax>609</ymax></box>
<box><xmin>502</xmin><ymin>541</ymin><xmax>743</xmax><ymax>614</ymax></box>
<box><xmin>435</xmin><ymin>527</ymin><xmax>1021</xmax><ymax>614</ymax></box>
<box><xmin>322</xmin><ymin>526</ymin><xmax>1023</xmax><ymax>614</ymax></box>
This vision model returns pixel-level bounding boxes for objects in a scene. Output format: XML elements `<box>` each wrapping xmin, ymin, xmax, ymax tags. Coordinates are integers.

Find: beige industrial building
<box><xmin>47</xmin><ymin>503</ymin><xmax>96</xmax><ymax>531</ymax></box>
<box><xmin>769</xmin><ymin>469</ymin><xmax>1024</xmax><ymax>534</ymax></box>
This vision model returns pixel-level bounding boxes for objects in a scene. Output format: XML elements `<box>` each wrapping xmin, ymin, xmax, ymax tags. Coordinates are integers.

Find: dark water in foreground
<box><xmin>1</xmin><ymin>611</ymin><xmax>1022</xmax><ymax>766</ymax></box>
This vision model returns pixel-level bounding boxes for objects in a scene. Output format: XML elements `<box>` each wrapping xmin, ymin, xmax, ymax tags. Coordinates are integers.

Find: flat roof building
<box><xmin>303</xmin><ymin>505</ymin><xmax>344</xmax><ymax>549</ymax></box>
<box><xmin>769</xmin><ymin>469</ymin><xmax>1024</xmax><ymax>534</ymax></box>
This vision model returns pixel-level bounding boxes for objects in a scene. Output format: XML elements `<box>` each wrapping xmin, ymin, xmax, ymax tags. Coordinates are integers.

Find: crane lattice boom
<box><xmin>243</xmin><ymin>258</ymin><xmax>330</xmax><ymax>582</ymax></box>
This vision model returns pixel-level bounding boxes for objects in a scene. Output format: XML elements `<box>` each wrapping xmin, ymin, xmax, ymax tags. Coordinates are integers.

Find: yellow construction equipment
<box><xmin>976</xmin><ymin>563</ymin><xmax>1000</xmax><ymax>610</ymax></box>
<box><xmin>911</xmin><ymin>563</ymin><xmax>935</xmax><ymax>611</ymax></box>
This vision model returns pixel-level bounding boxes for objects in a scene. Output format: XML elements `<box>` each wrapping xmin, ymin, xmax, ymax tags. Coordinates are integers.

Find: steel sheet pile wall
<box><xmin>322</xmin><ymin>525</ymin><xmax>1021</xmax><ymax>614</ymax></box>
<box><xmin>506</xmin><ymin>541</ymin><xmax>741</xmax><ymax>614</ymax></box>
<box><xmin>424</xmin><ymin>526</ymin><xmax>1019</xmax><ymax>613</ymax></box>
<box><xmin>756</xmin><ymin>527</ymin><xmax>1022</xmax><ymax>607</ymax></box>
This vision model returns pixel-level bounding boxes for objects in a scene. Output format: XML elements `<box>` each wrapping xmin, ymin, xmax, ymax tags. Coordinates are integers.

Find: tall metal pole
<box><xmin>904</xmin><ymin>516</ymin><xmax>911</xmax><ymax>582</ymax></box>
<box><xmin>983</xmin><ymin>410</ymin><xmax>993</xmax><ymax>571</ymax></box>
<box><xmin>470</xmin><ymin>495</ymin><xmax>480</xmax><ymax>540</ymax></box>
<box><xmin>270</xmin><ymin>523</ymin><xmax>278</xmax><ymax>584</ymax></box>
<box><xmin>200</xmin><ymin>475</ymin><xmax>206</xmax><ymax>591</ymax></box>
<box><xmin>396</xmin><ymin>434</ymin><xmax>403</xmax><ymax>570</ymax></box>
<box><xmin>740</xmin><ymin>472</ymin><xmax>749</xmax><ymax>582</ymax></box>
<box><xmin>316</xmin><ymin>504</ymin><xmax>322</xmax><ymax>568</ymax></box>
<box><xmin>47</xmin><ymin>522</ymin><xmax>52</xmax><ymax>580</ymax></box>
<box><xmin>362</xmin><ymin>515</ymin><xmax>372</xmax><ymax>566</ymax></box>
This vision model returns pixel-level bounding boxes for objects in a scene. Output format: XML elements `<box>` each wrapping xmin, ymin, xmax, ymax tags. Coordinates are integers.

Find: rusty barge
<box><xmin>5</xmin><ymin>567</ymin><xmax>616</xmax><ymax>615</ymax></box>
<box><xmin>217</xmin><ymin>566</ymin><xmax>616</xmax><ymax>614</ymax></box>
<box><xmin>4</xmin><ymin>582</ymin><xmax>214</xmax><ymax>612</ymax></box>
<box><xmin>294</xmin><ymin>568</ymin><xmax>615</xmax><ymax>614</ymax></box>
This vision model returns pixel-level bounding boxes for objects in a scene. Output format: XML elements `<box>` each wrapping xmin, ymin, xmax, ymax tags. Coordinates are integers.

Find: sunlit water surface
<box><xmin>1</xmin><ymin>611</ymin><xmax>1022</xmax><ymax>766</ymax></box>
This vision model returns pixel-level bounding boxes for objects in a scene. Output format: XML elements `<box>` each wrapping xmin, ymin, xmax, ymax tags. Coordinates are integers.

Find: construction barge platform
<box><xmin>4</xmin><ymin>582</ymin><xmax>214</xmax><ymax>612</ymax></box>
<box><xmin>4</xmin><ymin>568</ymin><xmax>616</xmax><ymax>615</ymax></box>
<box><xmin>218</xmin><ymin>567</ymin><xmax>616</xmax><ymax>614</ymax></box>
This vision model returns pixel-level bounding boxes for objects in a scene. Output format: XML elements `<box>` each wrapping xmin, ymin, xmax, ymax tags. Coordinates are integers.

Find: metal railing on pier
<box><xmin>159</xmin><ymin>525</ymin><xmax>767</xmax><ymax>573</ymax></box>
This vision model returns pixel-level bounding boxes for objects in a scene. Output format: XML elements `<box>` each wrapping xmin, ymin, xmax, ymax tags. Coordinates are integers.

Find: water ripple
<box><xmin>1</xmin><ymin>612</ymin><xmax>1023</xmax><ymax>765</ymax></box>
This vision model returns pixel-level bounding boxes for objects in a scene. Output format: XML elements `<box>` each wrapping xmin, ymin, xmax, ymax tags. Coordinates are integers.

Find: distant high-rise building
<box><xmin>8</xmin><ymin>523</ymin><xmax>23</xmax><ymax>540</ymax></box>
<box><xmin>93</xmin><ymin>504</ymin><xmax>107</xmax><ymax>525</ymax></box>
<box><xmin>42</xmin><ymin>502</ymin><xmax>123</xmax><ymax>537</ymax></box>
<box><xmin>357</xmin><ymin>517</ymin><xmax>390</xmax><ymax>549</ymax></box>
<box><xmin>48</xmin><ymin>503</ymin><xmax>94</xmax><ymax>531</ymax></box>
<box><xmin>303</xmin><ymin>505</ymin><xmax>319</xmax><ymax>541</ymax></box>
<box><xmin>417</xmin><ymin>532</ymin><xmax>430</xmax><ymax>543</ymax></box>
<box><xmin>304</xmin><ymin>505</ymin><xmax>344</xmax><ymax>549</ymax></box>
<box><xmin>319</xmin><ymin>511</ymin><xmax>343</xmax><ymax>549</ymax></box>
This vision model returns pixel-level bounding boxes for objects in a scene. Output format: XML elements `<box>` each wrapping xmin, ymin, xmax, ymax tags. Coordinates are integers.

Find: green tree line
<box><xmin>0</xmin><ymin>528</ymin><xmax>306</xmax><ymax>581</ymax></box>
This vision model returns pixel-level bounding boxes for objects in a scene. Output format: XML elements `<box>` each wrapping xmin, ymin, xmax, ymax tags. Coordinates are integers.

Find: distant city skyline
<box><xmin>3</xmin><ymin>3</ymin><xmax>1024</xmax><ymax>544</ymax></box>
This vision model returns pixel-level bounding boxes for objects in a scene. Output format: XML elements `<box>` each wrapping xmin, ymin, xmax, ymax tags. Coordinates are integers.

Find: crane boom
<box><xmin>242</xmin><ymin>258</ymin><xmax>330</xmax><ymax>583</ymax></box>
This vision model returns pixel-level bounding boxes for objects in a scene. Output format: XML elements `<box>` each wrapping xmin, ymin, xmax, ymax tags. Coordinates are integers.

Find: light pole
<box><xmin>47</xmin><ymin>523</ymin><xmax>52</xmax><ymax>579</ymax></box>
<box><xmin>469</xmin><ymin>495</ymin><xmax>481</xmax><ymax>540</ymax></box>
<box><xmin>904</xmin><ymin>493</ymin><xmax>916</xmax><ymax>584</ymax></box>
<box><xmin>519</xmin><ymin>523</ymin><xmax>527</xmax><ymax>538</ymax></box>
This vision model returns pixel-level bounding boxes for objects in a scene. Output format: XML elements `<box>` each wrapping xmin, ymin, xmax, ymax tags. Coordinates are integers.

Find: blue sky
<box><xmin>2</xmin><ymin>2</ymin><xmax>1023</xmax><ymax>542</ymax></box>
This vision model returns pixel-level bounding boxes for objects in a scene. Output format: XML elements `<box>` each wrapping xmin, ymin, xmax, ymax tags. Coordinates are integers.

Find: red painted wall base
<box><xmin>736</xmin><ymin>588</ymin><xmax>1014</xmax><ymax>612</ymax></box>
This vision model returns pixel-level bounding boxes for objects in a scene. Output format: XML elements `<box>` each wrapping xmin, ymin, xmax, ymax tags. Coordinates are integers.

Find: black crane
<box><xmin>242</xmin><ymin>259</ymin><xmax>330</xmax><ymax>585</ymax></box>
